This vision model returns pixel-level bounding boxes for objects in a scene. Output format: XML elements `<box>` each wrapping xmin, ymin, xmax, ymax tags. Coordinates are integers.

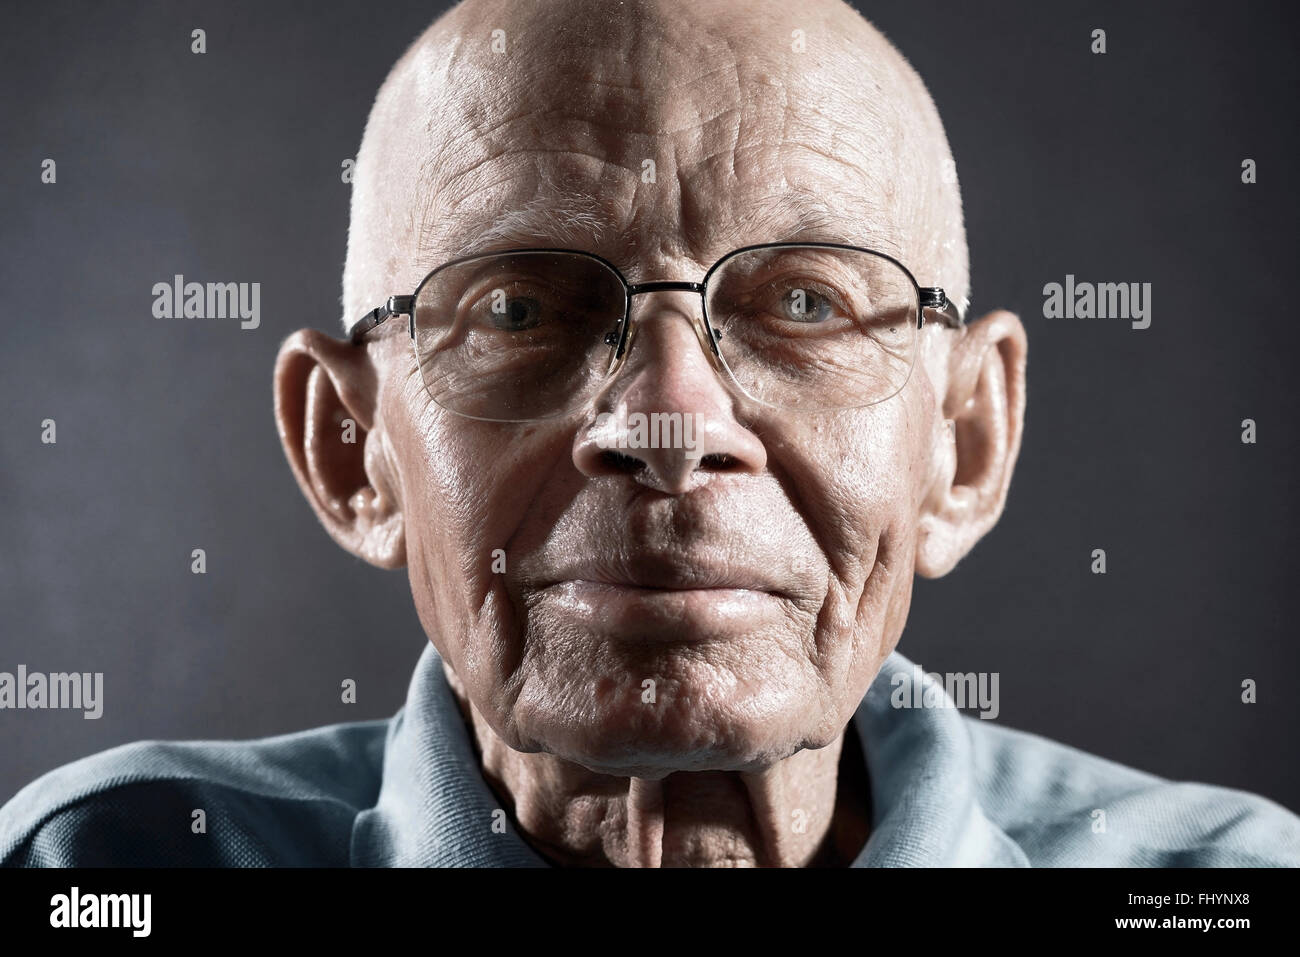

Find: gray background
<box><xmin>2</xmin><ymin>0</ymin><xmax>1297</xmax><ymax>813</ymax></box>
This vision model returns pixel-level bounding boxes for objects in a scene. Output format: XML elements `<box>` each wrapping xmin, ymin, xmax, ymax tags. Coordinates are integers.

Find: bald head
<box><xmin>342</xmin><ymin>0</ymin><xmax>968</xmax><ymax>328</ymax></box>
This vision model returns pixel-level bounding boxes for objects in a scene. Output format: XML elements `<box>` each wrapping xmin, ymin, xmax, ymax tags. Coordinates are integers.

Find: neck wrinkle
<box><xmin>460</xmin><ymin>687</ymin><xmax>852</xmax><ymax>867</ymax></box>
<box><xmin>626</xmin><ymin>777</ymin><xmax>665</xmax><ymax>867</ymax></box>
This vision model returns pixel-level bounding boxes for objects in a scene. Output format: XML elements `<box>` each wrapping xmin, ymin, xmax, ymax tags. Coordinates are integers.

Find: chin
<box><xmin>505</xmin><ymin>659</ymin><xmax>833</xmax><ymax>777</ymax></box>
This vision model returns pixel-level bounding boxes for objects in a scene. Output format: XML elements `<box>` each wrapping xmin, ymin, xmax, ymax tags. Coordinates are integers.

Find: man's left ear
<box><xmin>273</xmin><ymin>329</ymin><xmax>406</xmax><ymax>569</ymax></box>
<box><xmin>915</xmin><ymin>310</ymin><xmax>1027</xmax><ymax>577</ymax></box>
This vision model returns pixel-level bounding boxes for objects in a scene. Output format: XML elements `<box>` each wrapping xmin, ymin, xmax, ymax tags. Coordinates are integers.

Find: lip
<box><xmin>534</xmin><ymin>578</ymin><xmax>786</xmax><ymax>642</ymax></box>
<box><xmin>533</xmin><ymin>554</ymin><xmax>794</xmax><ymax>598</ymax></box>
<box><xmin>547</xmin><ymin>580</ymin><xmax>773</xmax><ymax>600</ymax></box>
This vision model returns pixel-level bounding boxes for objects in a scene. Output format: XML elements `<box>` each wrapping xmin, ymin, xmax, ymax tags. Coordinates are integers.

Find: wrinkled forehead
<box><xmin>358</xmin><ymin>0</ymin><xmax>942</xmax><ymax>295</ymax></box>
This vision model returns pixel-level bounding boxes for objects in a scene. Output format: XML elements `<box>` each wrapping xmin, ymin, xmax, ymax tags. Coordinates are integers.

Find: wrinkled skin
<box><xmin>275</xmin><ymin>0</ymin><xmax>1026</xmax><ymax>866</ymax></box>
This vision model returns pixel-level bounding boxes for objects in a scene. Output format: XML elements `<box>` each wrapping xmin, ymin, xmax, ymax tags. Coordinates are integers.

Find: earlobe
<box><xmin>915</xmin><ymin>310</ymin><xmax>1027</xmax><ymax>578</ymax></box>
<box><xmin>273</xmin><ymin>329</ymin><xmax>406</xmax><ymax>569</ymax></box>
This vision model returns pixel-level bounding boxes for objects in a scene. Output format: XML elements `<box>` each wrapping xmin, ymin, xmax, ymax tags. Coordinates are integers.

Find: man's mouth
<box><xmin>535</xmin><ymin>552</ymin><xmax>794</xmax><ymax>597</ymax></box>
<box><xmin>528</xmin><ymin>554</ymin><xmax>801</xmax><ymax>641</ymax></box>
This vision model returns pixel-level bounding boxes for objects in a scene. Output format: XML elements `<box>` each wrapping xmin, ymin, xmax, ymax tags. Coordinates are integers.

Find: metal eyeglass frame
<box><xmin>348</xmin><ymin>241</ymin><xmax>966</xmax><ymax>413</ymax></box>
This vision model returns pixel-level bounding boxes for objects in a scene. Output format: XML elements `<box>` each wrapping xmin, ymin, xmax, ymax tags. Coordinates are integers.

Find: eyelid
<box><xmin>461</xmin><ymin>275</ymin><xmax>544</xmax><ymax>303</ymax></box>
<box><xmin>459</xmin><ymin>275</ymin><xmax>612</xmax><ymax>321</ymax></box>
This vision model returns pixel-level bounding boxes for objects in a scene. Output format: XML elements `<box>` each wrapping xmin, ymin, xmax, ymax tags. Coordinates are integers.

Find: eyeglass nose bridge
<box><xmin>603</xmin><ymin>280</ymin><xmax>724</xmax><ymax>366</ymax></box>
<box><xmin>627</xmin><ymin>280</ymin><xmax>704</xmax><ymax>295</ymax></box>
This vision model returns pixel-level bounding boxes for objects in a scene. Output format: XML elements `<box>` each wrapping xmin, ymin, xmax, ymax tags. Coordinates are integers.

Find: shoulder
<box><xmin>963</xmin><ymin>717</ymin><xmax>1300</xmax><ymax>866</ymax></box>
<box><xmin>0</xmin><ymin>718</ymin><xmax>391</xmax><ymax>867</ymax></box>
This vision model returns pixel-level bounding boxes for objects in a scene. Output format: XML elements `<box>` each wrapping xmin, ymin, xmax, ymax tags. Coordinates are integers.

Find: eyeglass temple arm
<box><xmin>920</xmin><ymin>287</ymin><xmax>964</xmax><ymax>329</ymax></box>
<box><xmin>349</xmin><ymin>295</ymin><xmax>415</xmax><ymax>344</ymax></box>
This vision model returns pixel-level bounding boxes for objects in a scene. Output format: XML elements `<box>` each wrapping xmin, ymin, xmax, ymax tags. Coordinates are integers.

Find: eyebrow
<box><xmin>706</xmin><ymin>188</ymin><xmax>895</xmax><ymax>259</ymax></box>
<box><xmin>424</xmin><ymin>194</ymin><xmax>620</xmax><ymax>264</ymax></box>
<box><xmin>415</xmin><ymin>185</ymin><xmax>896</xmax><ymax>272</ymax></box>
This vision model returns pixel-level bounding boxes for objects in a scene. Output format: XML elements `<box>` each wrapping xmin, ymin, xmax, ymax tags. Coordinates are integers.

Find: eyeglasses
<box><xmin>349</xmin><ymin>242</ymin><xmax>965</xmax><ymax>423</ymax></box>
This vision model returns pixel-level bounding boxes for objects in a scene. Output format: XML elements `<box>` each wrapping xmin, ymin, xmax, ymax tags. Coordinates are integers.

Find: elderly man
<box><xmin>3</xmin><ymin>0</ymin><xmax>1297</xmax><ymax>868</ymax></box>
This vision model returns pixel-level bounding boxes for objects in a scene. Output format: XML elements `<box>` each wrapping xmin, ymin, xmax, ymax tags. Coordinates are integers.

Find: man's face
<box><xmin>332</xmin><ymin>0</ymin><xmax>976</xmax><ymax>777</ymax></box>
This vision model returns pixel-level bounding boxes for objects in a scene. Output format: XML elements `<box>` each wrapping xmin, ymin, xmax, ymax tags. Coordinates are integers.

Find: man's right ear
<box><xmin>273</xmin><ymin>329</ymin><xmax>405</xmax><ymax>569</ymax></box>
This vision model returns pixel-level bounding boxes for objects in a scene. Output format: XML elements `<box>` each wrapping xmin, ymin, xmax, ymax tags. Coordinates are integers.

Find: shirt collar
<box><xmin>353</xmin><ymin>643</ymin><xmax>1026</xmax><ymax>867</ymax></box>
<box><xmin>852</xmin><ymin>658</ymin><xmax>1028</xmax><ymax>866</ymax></box>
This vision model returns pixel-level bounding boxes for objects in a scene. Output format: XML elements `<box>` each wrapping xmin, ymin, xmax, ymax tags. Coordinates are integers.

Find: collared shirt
<box><xmin>2</xmin><ymin>643</ymin><xmax>1297</xmax><ymax>866</ymax></box>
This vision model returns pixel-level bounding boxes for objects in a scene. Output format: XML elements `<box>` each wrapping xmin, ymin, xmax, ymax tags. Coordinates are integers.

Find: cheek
<box><xmin>766</xmin><ymin>385</ymin><xmax>937</xmax><ymax>725</ymax></box>
<box><xmin>384</xmin><ymin>377</ymin><xmax>574</xmax><ymax>732</ymax></box>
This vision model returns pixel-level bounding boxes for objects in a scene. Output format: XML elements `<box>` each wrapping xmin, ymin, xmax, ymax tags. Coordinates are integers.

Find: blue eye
<box><xmin>781</xmin><ymin>287</ymin><xmax>835</xmax><ymax>323</ymax></box>
<box><xmin>485</xmin><ymin>296</ymin><xmax>543</xmax><ymax>331</ymax></box>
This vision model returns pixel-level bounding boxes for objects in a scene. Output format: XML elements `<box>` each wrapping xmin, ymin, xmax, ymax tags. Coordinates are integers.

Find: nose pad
<box><xmin>602</xmin><ymin>293</ymin><xmax>730</xmax><ymax>407</ymax></box>
<box><xmin>615</xmin><ymin>317</ymin><xmax>722</xmax><ymax>383</ymax></box>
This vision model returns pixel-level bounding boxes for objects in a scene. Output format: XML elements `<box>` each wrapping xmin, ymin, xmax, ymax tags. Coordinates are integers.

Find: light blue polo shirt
<box><xmin>2</xmin><ymin>643</ymin><xmax>1297</xmax><ymax>866</ymax></box>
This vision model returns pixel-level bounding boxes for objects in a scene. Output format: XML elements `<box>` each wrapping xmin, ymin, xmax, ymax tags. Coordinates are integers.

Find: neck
<box><xmin>447</xmin><ymin>668</ymin><xmax>871</xmax><ymax>867</ymax></box>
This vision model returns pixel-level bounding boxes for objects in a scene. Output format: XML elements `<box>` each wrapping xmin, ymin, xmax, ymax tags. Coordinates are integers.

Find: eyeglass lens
<box><xmin>411</xmin><ymin>247</ymin><xmax>920</xmax><ymax>422</ymax></box>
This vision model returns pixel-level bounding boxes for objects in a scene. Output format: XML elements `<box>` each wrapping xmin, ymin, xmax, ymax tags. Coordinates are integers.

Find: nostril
<box><xmin>600</xmin><ymin>449</ymin><xmax>646</xmax><ymax>474</ymax></box>
<box><xmin>698</xmin><ymin>452</ymin><xmax>739</xmax><ymax>471</ymax></box>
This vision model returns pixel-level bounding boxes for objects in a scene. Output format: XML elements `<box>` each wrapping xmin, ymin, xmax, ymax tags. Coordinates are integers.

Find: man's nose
<box><xmin>572</xmin><ymin>294</ymin><xmax>767</xmax><ymax>494</ymax></box>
